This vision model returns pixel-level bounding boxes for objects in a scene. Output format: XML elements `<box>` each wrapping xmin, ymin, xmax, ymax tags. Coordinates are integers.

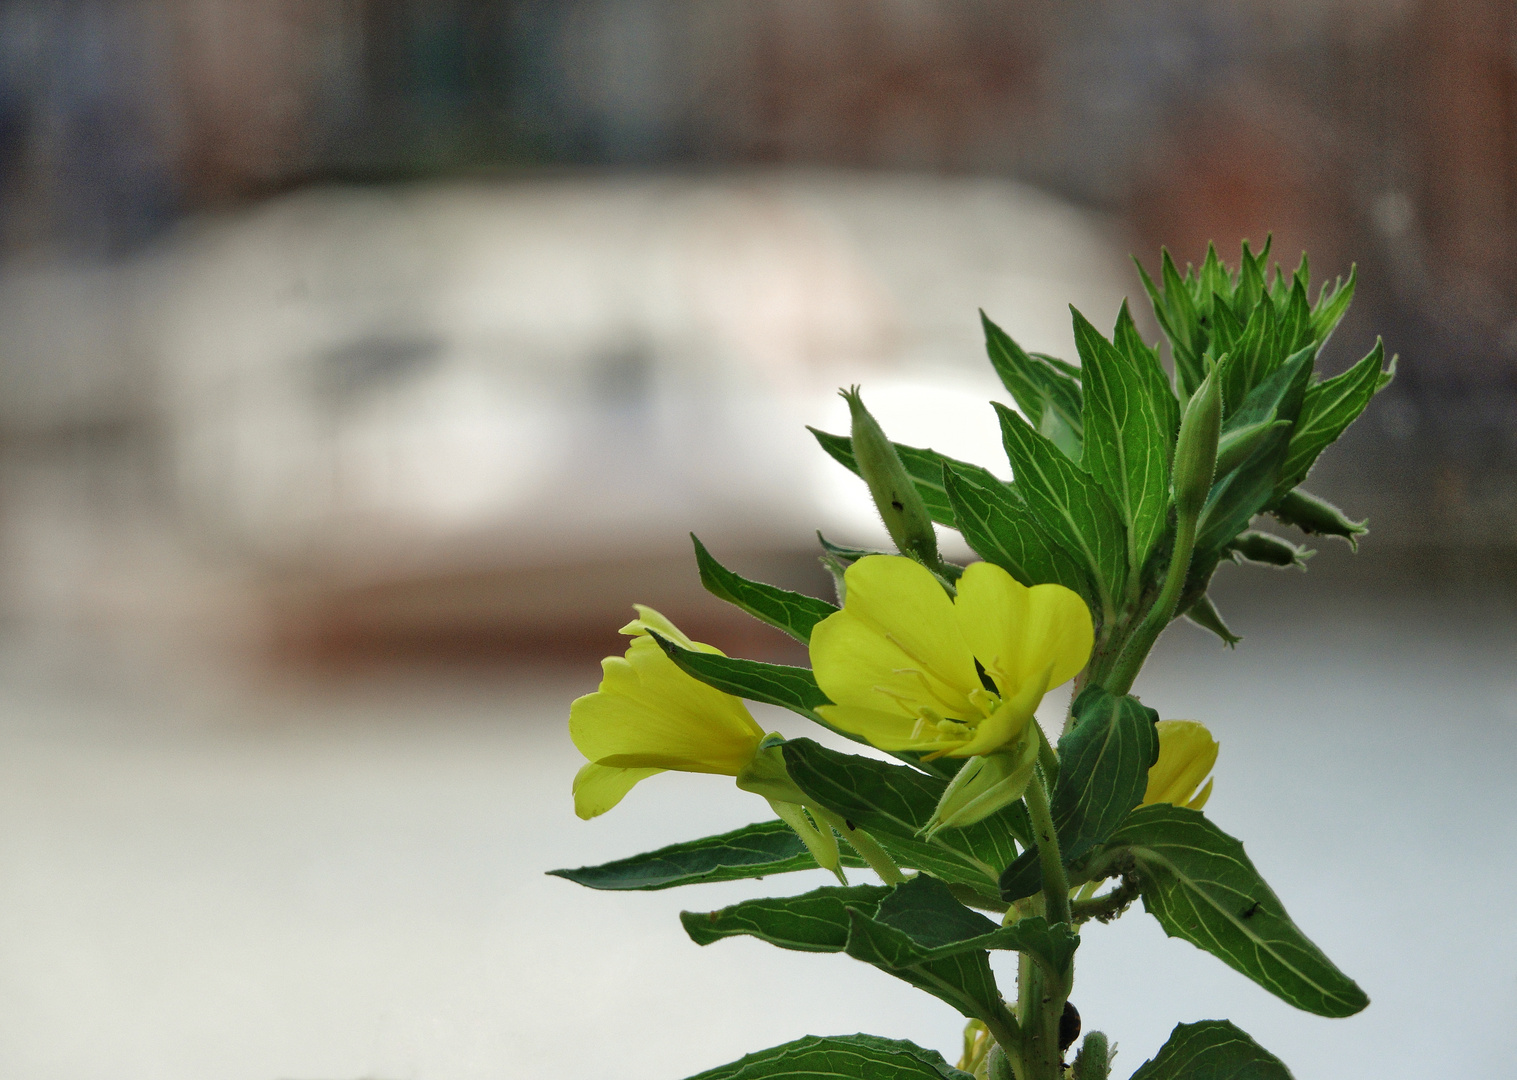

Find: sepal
<box><xmin>922</xmin><ymin>729</ymin><xmax>1040</xmax><ymax>838</ymax></box>
<box><xmin>1270</xmin><ymin>487</ymin><xmax>1367</xmax><ymax>548</ymax></box>
<box><xmin>1226</xmin><ymin>529</ymin><xmax>1313</xmax><ymax>569</ymax></box>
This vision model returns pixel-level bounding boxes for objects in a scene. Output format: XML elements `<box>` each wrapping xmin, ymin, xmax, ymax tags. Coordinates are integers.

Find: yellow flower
<box><xmin>809</xmin><ymin>556</ymin><xmax>1093</xmax><ymax>759</ymax></box>
<box><xmin>569</xmin><ymin>606</ymin><xmax>849</xmax><ymax>879</ymax></box>
<box><xmin>569</xmin><ymin>606</ymin><xmax>765</xmax><ymax>820</ymax></box>
<box><xmin>1144</xmin><ymin>719</ymin><xmax>1218</xmax><ymax>809</ymax></box>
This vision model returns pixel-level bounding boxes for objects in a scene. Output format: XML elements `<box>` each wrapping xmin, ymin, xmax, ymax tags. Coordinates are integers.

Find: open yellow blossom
<box><xmin>569</xmin><ymin>606</ymin><xmax>850</xmax><ymax>880</ymax></box>
<box><xmin>569</xmin><ymin>606</ymin><xmax>765</xmax><ymax>819</ymax></box>
<box><xmin>809</xmin><ymin>556</ymin><xmax>1093</xmax><ymax>759</ymax></box>
<box><xmin>1144</xmin><ymin>719</ymin><xmax>1218</xmax><ymax>809</ymax></box>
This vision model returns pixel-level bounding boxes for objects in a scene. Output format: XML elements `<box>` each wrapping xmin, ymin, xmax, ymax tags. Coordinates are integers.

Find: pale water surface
<box><xmin>0</xmin><ymin>567</ymin><xmax>1512</xmax><ymax>1079</ymax></box>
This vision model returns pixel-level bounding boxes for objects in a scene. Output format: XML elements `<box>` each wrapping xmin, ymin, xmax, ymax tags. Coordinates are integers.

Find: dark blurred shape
<box><xmin>0</xmin><ymin>0</ymin><xmax>1513</xmax><ymax>668</ymax></box>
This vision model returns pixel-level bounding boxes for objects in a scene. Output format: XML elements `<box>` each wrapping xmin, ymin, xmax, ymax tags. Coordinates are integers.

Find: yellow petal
<box><xmin>951</xmin><ymin>663</ymin><xmax>1050</xmax><ymax>758</ymax></box>
<box><xmin>954</xmin><ymin>562</ymin><xmax>1093</xmax><ymax>698</ymax></box>
<box><xmin>1145</xmin><ymin>719</ymin><xmax>1219</xmax><ymax>806</ymax></box>
<box><xmin>809</xmin><ymin>556</ymin><xmax>979</xmax><ymax>729</ymax></box>
<box><xmin>570</xmin><ymin>634</ymin><xmax>763</xmax><ymax>776</ymax></box>
<box><xmin>620</xmin><ymin>604</ymin><xmax>722</xmax><ymax>654</ymax></box>
<box><xmin>572</xmin><ymin>761</ymin><xmax>664</xmax><ymax>819</ymax></box>
<box><xmin>1186</xmin><ymin>777</ymin><xmax>1214</xmax><ymax>810</ymax></box>
<box><xmin>815</xmin><ymin>703</ymin><xmax>964</xmax><ymax>753</ymax></box>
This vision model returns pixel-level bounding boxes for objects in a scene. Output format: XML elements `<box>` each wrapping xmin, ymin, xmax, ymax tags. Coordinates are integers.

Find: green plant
<box><xmin>552</xmin><ymin>240</ymin><xmax>1389</xmax><ymax>1079</ymax></box>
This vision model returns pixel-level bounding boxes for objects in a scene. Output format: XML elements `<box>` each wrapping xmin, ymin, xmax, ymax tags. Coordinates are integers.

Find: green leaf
<box><xmin>809</xmin><ymin>428</ymin><xmax>1003</xmax><ymax>528</ymax></box>
<box><xmin>1310</xmin><ymin>265</ymin><xmax>1356</xmax><ymax>347</ymax></box>
<box><xmin>683</xmin><ymin>883</ymin><xmax>1006</xmax><ymax>1022</ymax></box>
<box><xmin>548</xmin><ymin>818</ymin><xmax>866</xmax><ymax>891</ymax></box>
<box><xmin>1197</xmin><ymin>244</ymin><xmax>1231</xmax><ymax>311</ymax></box>
<box><xmin>1274</xmin><ymin>340</ymin><xmax>1392</xmax><ymax>496</ymax></box>
<box><xmin>1073</xmin><ymin>307</ymin><xmax>1172</xmax><ymax>575</ymax></box>
<box><xmin>1151</xmin><ymin>250</ymin><xmax>1207</xmax><ymax>398</ymax></box>
<box><xmin>647</xmin><ymin>632</ymin><xmax>961</xmax><ymax>776</ymax></box>
<box><xmin>816</xmin><ymin>533</ymin><xmax>891</xmax><ymax>563</ymax></box>
<box><xmin>1000</xmin><ymin>687</ymin><xmax>1158</xmax><ymax>900</ymax></box>
<box><xmin>1051</xmin><ymin>688</ymin><xmax>1160</xmax><ymax>859</ymax></box>
<box><xmin>1128</xmin><ymin>1020</ymin><xmax>1295</xmax><ymax>1080</ymax></box>
<box><xmin>1194</xmin><ymin>424</ymin><xmax>1292</xmax><ymax>560</ymax></box>
<box><xmin>1204</xmin><ymin>291</ymin><xmax>1245</xmax><ymax>358</ymax></box>
<box><xmin>782</xmin><ymin>739</ymin><xmax>1027</xmax><ymax>905</ymax></box>
<box><xmin>1235</xmin><ymin>238</ymin><xmax>1269</xmax><ymax>314</ymax></box>
<box><xmin>684</xmin><ymin>1033</ymin><xmax>975</xmax><ymax>1080</ymax></box>
<box><xmin>981</xmin><ymin>311</ymin><xmax>1085</xmax><ymax>461</ymax></box>
<box><xmin>1214</xmin><ymin>419</ymin><xmax>1291</xmax><ymax>478</ymax></box>
<box><xmin>1275</xmin><ymin>276</ymin><xmax>1313</xmax><ymax>355</ymax></box>
<box><xmin>1226</xmin><ymin>345</ymin><xmax>1314</xmax><ymax>433</ymax></box>
<box><xmin>994</xmin><ymin>404</ymin><xmax>1127</xmax><ymax>618</ymax></box>
<box><xmin>1194</xmin><ymin>346</ymin><xmax>1316</xmax><ymax>558</ymax></box>
<box><xmin>1215</xmin><ymin>297</ymin><xmax>1279</xmax><ymax>420</ymax></box>
<box><xmin>650</xmin><ymin>632</ymin><xmax>831</xmax><ymax>719</ymax></box>
<box><xmin>693</xmin><ymin>535</ymin><xmax>837</xmax><ymax>645</ymax></box>
<box><xmin>681</xmin><ymin>883</ymin><xmax>888</xmax><ymax>951</ymax></box>
<box><xmin>941</xmin><ymin>463</ymin><xmax>1094</xmax><ymax>604</ymax></box>
<box><xmin>853</xmin><ymin>874</ymin><xmax>1078</xmax><ymax>978</ymax></box>
<box><xmin>1104</xmin><ymin>804</ymin><xmax>1369</xmax><ymax>1017</ymax></box>
<box><xmin>1113</xmin><ymin>300</ymin><xmax>1180</xmax><ymax>448</ymax></box>
<box><xmin>842</xmin><ymin>915</ymin><xmax>1008</xmax><ymax>1021</ymax></box>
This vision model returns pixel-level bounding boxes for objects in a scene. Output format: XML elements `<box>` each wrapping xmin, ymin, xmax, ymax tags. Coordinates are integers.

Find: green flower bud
<box><xmin>842</xmin><ymin>386</ymin><xmax>941</xmax><ymax>568</ymax></box>
<box><xmin>1173</xmin><ymin>370</ymin><xmax>1222</xmax><ymax>520</ymax></box>
<box><xmin>920</xmin><ymin>725</ymin><xmax>1041</xmax><ymax>838</ymax></box>
<box><xmin>1270</xmin><ymin>488</ymin><xmax>1368</xmax><ymax>549</ymax></box>
<box><xmin>1071</xmin><ymin>1031</ymin><xmax>1111</xmax><ymax>1080</ymax></box>
<box><xmin>1226</xmin><ymin>529</ymin><xmax>1312</xmax><ymax>569</ymax></box>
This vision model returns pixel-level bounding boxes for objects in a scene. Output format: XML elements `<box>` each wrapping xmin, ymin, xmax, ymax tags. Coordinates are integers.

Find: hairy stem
<box><xmin>820</xmin><ymin>811</ymin><xmax>905</xmax><ymax>885</ymax></box>
<box><xmin>1070</xmin><ymin>874</ymin><xmax>1141</xmax><ymax>924</ymax></box>
<box><xmin>1022</xmin><ymin>767</ymin><xmax>1070</xmax><ymax>926</ymax></box>
<box><xmin>1106</xmin><ymin>512</ymin><xmax>1197</xmax><ymax>696</ymax></box>
<box><xmin>982</xmin><ymin>1006</ymin><xmax>1023</xmax><ymax>1067</ymax></box>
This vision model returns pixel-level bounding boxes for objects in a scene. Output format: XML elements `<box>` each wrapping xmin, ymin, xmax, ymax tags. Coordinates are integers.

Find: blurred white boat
<box><xmin>2</xmin><ymin>172</ymin><xmax>1136</xmax><ymax>655</ymax></box>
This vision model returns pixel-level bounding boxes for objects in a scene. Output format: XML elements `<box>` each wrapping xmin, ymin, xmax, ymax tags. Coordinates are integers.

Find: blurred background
<box><xmin>0</xmin><ymin>3</ymin><xmax>1513</xmax><ymax>1078</ymax></box>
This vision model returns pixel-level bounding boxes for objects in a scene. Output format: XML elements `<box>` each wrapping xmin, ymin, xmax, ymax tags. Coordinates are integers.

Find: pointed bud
<box><xmin>1270</xmin><ymin>488</ymin><xmax>1367</xmax><ymax>549</ymax></box>
<box><xmin>842</xmin><ymin>387</ymin><xmax>941</xmax><ymax>568</ymax></box>
<box><xmin>1071</xmin><ymin>1032</ymin><xmax>1111</xmax><ymax>1080</ymax></box>
<box><xmin>1226</xmin><ymin>530</ymin><xmax>1313</xmax><ymax>569</ymax></box>
<box><xmin>920</xmin><ymin>725</ymin><xmax>1040</xmax><ymax>838</ymax></box>
<box><xmin>1173</xmin><ymin>369</ymin><xmax>1222</xmax><ymax>520</ymax></box>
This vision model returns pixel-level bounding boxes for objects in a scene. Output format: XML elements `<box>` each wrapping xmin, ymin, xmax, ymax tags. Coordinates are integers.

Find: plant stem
<box><xmin>1035</xmin><ymin>722</ymin><xmax>1060</xmax><ymax>790</ymax></box>
<box><xmin>1070</xmin><ymin>875</ymin><xmax>1140</xmax><ymax>924</ymax></box>
<box><xmin>1022</xmin><ymin>767</ymin><xmax>1070</xmax><ymax>926</ymax></box>
<box><xmin>1106</xmin><ymin>512</ymin><xmax>1197</xmax><ymax>696</ymax></box>
<box><xmin>824</xmin><ymin>813</ymin><xmax>905</xmax><ymax>885</ymax></box>
<box><xmin>983</xmin><ymin>1009</ymin><xmax>1024</xmax><ymax>1065</ymax></box>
